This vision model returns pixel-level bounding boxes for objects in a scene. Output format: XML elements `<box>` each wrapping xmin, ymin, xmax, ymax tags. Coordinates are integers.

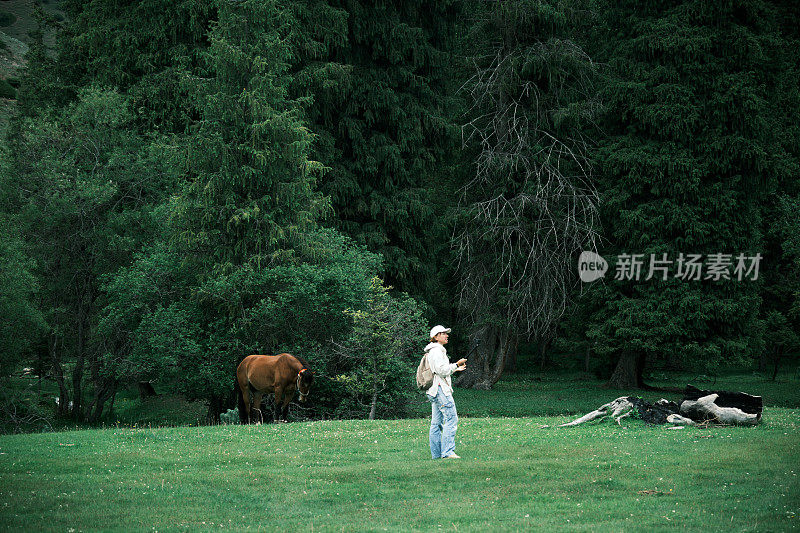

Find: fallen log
<box><xmin>680</xmin><ymin>393</ymin><xmax>761</xmax><ymax>426</ymax></box>
<box><xmin>632</xmin><ymin>397</ymin><xmax>680</xmax><ymax>424</ymax></box>
<box><xmin>558</xmin><ymin>397</ymin><xmax>635</xmax><ymax>427</ymax></box>
<box><xmin>558</xmin><ymin>396</ymin><xmax>679</xmax><ymax>427</ymax></box>
<box><xmin>666</xmin><ymin>414</ymin><xmax>696</xmax><ymax>426</ymax></box>
<box><xmin>682</xmin><ymin>385</ymin><xmax>762</xmax><ymax>420</ymax></box>
<box><xmin>559</xmin><ymin>385</ymin><xmax>763</xmax><ymax>427</ymax></box>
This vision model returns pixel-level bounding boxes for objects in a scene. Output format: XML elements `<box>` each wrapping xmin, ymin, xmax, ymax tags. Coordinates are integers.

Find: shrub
<box><xmin>331</xmin><ymin>278</ymin><xmax>428</xmax><ymax>420</ymax></box>
<box><xmin>219</xmin><ymin>408</ymin><xmax>239</xmax><ymax>425</ymax></box>
<box><xmin>0</xmin><ymin>387</ymin><xmax>53</xmax><ymax>434</ymax></box>
<box><xmin>99</xmin><ymin>228</ymin><xmax>398</xmax><ymax>422</ymax></box>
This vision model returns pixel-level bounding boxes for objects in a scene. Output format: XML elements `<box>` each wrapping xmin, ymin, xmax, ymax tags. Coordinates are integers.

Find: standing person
<box><xmin>425</xmin><ymin>325</ymin><xmax>467</xmax><ymax>459</ymax></box>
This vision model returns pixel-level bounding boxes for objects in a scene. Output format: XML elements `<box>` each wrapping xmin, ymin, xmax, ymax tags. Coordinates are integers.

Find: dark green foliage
<box><xmin>333</xmin><ymin>278</ymin><xmax>428</xmax><ymax>419</ymax></box>
<box><xmin>0</xmin><ymin>10</ymin><xmax>16</xmax><ymax>27</ymax></box>
<box><xmin>757</xmin><ymin>3</ymin><xmax>800</xmax><ymax>380</ymax></box>
<box><xmin>4</xmin><ymin>0</ymin><xmax>799</xmax><ymax>428</ymax></box>
<box><xmin>99</xmin><ymin>0</ymin><xmax>333</xmax><ymax>420</ymax></box>
<box><xmin>14</xmin><ymin>6</ymin><xmax>63</xmax><ymax>115</ymax></box>
<box><xmin>99</xmin><ymin>228</ymin><xmax>391</xmax><ymax>419</ymax></box>
<box><xmin>61</xmin><ymin>0</ymin><xmax>215</xmax><ymax>132</ymax></box>
<box><xmin>289</xmin><ymin>0</ymin><xmax>461</xmax><ymax>298</ymax></box>
<box><xmin>760</xmin><ymin>193</ymin><xmax>800</xmax><ymax>379</ymax></box>
<box><xmin>0</xmin><ymin>220</ymin><xmax>46</xmax><ymax>376</ymax></box>
<box><xmin>0</xmin><ymin>79</ymin><xmax>15</xmax><ymax>99</ymax></box>
<box><xmin>8</xmin><ymin>87</ymin><xmax>179</xmax><ymax>419</ymax></box>
<box><xmin>580</xmin><ymin>0</ymin><xmax>796</xmax><ymax>386</ymax></box>
<box><xmin>173</xmin><ymin>0</ymin><xmax>329</xmax><ymax>268</ymax></box>
<box><xmin>96</xmin><ymin>1</ymin><xmax>428</xmax><ymax>421</ymax></box>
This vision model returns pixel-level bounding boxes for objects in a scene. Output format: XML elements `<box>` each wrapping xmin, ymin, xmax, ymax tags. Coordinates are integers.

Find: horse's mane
<box><xmin>290</xmin><ymin>353</ymin><xmax>311</xmax><ymax>370</ymax></box>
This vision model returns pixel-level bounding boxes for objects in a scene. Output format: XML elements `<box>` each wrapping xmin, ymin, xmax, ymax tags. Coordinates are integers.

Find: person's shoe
<box><xmin>443</xmin><ymin>454</ymin><xmax>461</xmax><ymax>459</ymax></box>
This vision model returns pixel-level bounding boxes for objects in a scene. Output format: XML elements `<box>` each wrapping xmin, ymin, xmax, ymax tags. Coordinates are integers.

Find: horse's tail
<box><xmin>236</xmin><ymin>377</ymin><xmax>248</xmax><ymax>424</ymax></box>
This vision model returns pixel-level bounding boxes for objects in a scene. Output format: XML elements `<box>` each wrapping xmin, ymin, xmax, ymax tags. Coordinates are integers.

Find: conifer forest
<box><xmin>0</xmin><ymin>0</ymin><xmax>798</xmax><ymax>425</ymax></box>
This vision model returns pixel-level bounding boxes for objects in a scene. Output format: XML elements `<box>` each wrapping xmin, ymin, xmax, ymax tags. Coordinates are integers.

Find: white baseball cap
<box><xmin>429</xmin><ymin>325</ymin><xmax>451</xmax><ymax>337</ymax></box>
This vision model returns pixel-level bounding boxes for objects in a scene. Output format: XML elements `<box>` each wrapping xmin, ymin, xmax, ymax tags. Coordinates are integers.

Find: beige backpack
<box><xmin>415</xmin><ymin>353</ymin><xmax>434</xmax><ymax>391</ymax></box>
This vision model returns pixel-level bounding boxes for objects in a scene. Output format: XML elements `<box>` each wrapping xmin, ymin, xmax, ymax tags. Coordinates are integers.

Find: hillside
<box><xmin>0</xmin><ymin>0</ymin><xmax>65</xmax><ymax>133</ymax></box>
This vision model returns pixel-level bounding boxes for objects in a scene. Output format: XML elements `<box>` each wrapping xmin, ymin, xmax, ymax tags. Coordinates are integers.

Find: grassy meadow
<box><xmin>1</xmin><ymin>371</ymin><xmax>799</xmax><ymax>532</ymax></box>
<box><xmin>0</xmin><ymin>412</ymin><xmax>798</xmax><ymax>532</ymax></box>
<box><xmin>12</xmin><ymin>368</ymin><xmax>799</xmax><ymax>430</ymax></box>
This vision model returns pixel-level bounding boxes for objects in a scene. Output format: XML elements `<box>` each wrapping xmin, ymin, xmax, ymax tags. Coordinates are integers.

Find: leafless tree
<box><xmin>454</xmin><ymin>4</ymin><xmax>601</xmax><ymax>389</ymax></box>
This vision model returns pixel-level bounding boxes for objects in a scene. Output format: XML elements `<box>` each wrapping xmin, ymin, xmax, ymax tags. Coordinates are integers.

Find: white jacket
<box><xmin>424</xmin><ymin>342</ymin><xmax>458</xmax><ymax>398</ymax></box>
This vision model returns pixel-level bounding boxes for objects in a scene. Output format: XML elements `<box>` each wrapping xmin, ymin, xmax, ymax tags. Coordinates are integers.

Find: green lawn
<box><xmin>1</xmin><ymin>409</ymin><xmax>798</xmax><ymax>531</ymax></box>
<box><xmin>7</xmin><ymin>369</ymin><xmax>798</xmax><ymax>432</ymax></box>
<box><xmin>409</xmin><ymin>370</ymin><xmax>800</xmax><ymax>418</ymax></box>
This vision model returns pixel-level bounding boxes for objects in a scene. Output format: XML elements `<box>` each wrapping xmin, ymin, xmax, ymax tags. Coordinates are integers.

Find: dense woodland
<box><xmin>1</xmin><ymin>0</ymin><xmax>798</xmax><ymax>424</ymax></box>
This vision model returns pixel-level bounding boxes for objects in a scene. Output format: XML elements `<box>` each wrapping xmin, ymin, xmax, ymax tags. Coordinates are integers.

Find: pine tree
<box><xmin>583</xmin><ymin>0</ymin><xmax>794</xmax><ymax>387</ymax></box>
<box><xmin>173</xmin><ymin>0</ymin><xmax>329</xmax><ymax>269</ymax></box>
<box><xmin>758</xmin><ymin>0</ymin><xmax>800</xmax><ymax>380</ymax></box>
<box><xmin>59</xmin><ymin>0</ymin><xmax>215</xmax><ymax>133</ymax></box>
<box><xmin>288</xmin><ymin>0</ymin><xmax>462</xmax><ymax>299</ymax></box>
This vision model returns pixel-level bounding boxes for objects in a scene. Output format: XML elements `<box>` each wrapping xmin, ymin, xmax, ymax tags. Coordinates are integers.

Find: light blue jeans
<box><xmin>428</xmin><ymin>387</ymin><xmax>458</xmax><ymax>458</ymax></box>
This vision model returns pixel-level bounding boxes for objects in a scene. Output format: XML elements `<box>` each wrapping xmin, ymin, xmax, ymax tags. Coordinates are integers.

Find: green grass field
<box><xmin>12</xmin><ymin>369</ymin><xmax>798</xmax><ymax>431</ymax></box>
<box><xmin>408</xmin><ymin>370</ymin><xmax>800</xmax><ymax>418</ymax></box>
<box><xmin>2</xmin><ymin>371</ymin><xmax>799</xmax><ymax>531</ymax></box>
<box><xmin>1</xmin><ymin>409</ymin><xmax>798</xmax><ymax>531</ymax></box>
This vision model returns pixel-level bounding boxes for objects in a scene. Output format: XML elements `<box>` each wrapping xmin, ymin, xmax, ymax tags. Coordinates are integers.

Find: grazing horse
<box><xmin>236</xmin><ymin>353</ymin><xmax>313</xmax><ymax>423</ymax></box>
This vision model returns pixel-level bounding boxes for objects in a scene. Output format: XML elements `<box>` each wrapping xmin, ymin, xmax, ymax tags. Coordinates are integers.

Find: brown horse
<box><xmin>236</xmin><ymin>353</ymin><xmax>314</xmax><ymax>423</ymax></box>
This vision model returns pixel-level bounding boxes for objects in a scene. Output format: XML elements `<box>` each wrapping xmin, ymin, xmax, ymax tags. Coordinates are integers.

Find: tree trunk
<box><xmin>138</xmin><ymin>382</ymin><xmax>157</xmax><ymax>399</ymax></box>
<box><xmin>683</xmin><ymin>385</ymin><xmax>763</xmax><ymax>416</ymax></box>
<box><xmin>539</xmin><ymin>333</ymin><xmax>554</xmax><ymax>370</ymax></box>
<box><xmin>758</xmin><ymin>350</ymin><xmax>768</xmax><ymax>372</ymax></box>
<box><xmin>210</xmin><ymin>385</ymin><xmax>238</xmax><ymax>424</ymax></box>
<box><xmin>206</xmin><ymin>394</ymin><xmax>226</xmax><ymax>424</ymax></box>
<box><xmin>456</xmin><ymin>327</ymin><xmax>517</xmax><ymax>390</ymax></box>
<box><xmin>86</xmin><ymin>328</ymin><xmax>106</xmax><ymax>423</ymax></box>
<box><xmin>107</xmin><ymin>390</ymin><xmax>117</xmax><ymax>419</ymax></box>
<box><xmin>505</xmin><ymin>344</ymin><xmax>517</xmax><ymax>373</ymax></box>
<box><xmin>681</xmin><ymin>386</ymin><xmax>762</xmax><ymax>425</ymax></box>
<box><xmin>369</xmin><ymin>390</ymin><xmax>377</xmax><ymax>420</ymax></box>
<box><xmin>49</xmin><ymin>333</ymin><xmax>70</xmax><ymax>417</ymax></box>
<box><xmin>606</xmin><ymin>351</ymin><xmax>645</xmax><ymax>389</ymax></box>
<box><xmin>37</xmin><ymin>340</ymin><xmax>46</xmax><ymax>396</ymax></box>
<box><xmin>369</xmin><ymin>357</ymin><xmax>378</xmax><ymax>420</ymax></box>
<box><xmin>71</xmin><ymin>310</ymin><xmax>85</xmax><ymax>420</ymax></box>
<box><xmin>584</xmin><ymin>345</ymin><xmax>591</xmax><ymax>373</ymax></box>
<box><xmin>455</xmin><ymin>327</ymin><xmax>495</xmax><ymax>389</ymax></box>
<box><xmin>86</xmin><ymin>380</ymin><xmax>116</xmax><ymax>424</ymax></box>
<box><xmin>771</xmin><ymin>347</ymin><xmax>783</xmax><ymax>382</ymax></box>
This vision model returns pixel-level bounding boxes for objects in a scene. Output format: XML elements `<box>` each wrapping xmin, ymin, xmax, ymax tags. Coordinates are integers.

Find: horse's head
<box><xmin>297</xmin><ymin>368</ymin><xmax>314</xmax><ymax>402</ymax></box>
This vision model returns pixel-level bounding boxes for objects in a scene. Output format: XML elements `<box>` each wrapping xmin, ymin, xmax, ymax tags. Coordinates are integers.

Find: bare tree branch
<box><xmin>455</xmin><ymin>26</ymin><xmax>601</xmax><ymax>343</ymax></box>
